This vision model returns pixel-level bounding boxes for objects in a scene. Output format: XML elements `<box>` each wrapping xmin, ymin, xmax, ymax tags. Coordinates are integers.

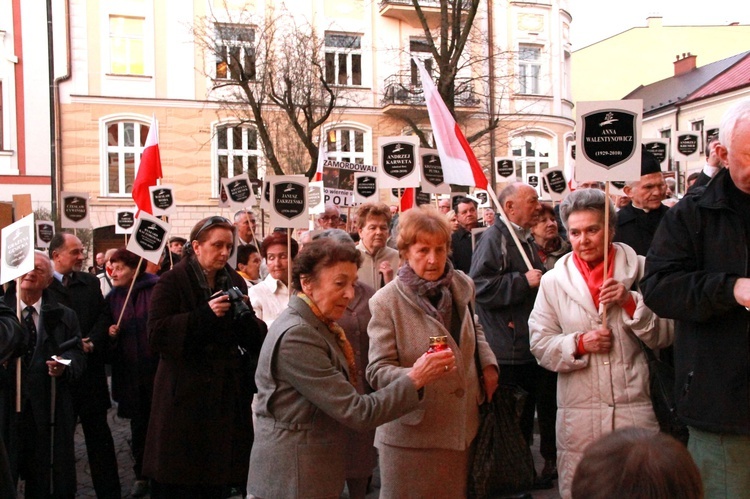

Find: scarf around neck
<box><xmin>398</xmin><ymin>260</ymin><xmax>454</xmax><ymax>328</ymax></box>
<box><xmin>188</xmin><ymin>256</ymin><xmax>231</xmax><ymax>300</ymax></box>
<box><xmin>572</xmin><ymin>244</ymin><xmax>616</xmax><ymax>310</ymax></box>
<box><xmin>297</xmin><ymin>292</ymin><xmax>358</xmax><ymax>390</ymax></box>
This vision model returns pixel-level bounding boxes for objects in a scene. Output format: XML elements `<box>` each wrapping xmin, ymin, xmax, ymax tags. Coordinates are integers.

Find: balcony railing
<box><xmin>381</xmin><ymin>71</ymin><xmax>480</xmax><ymax>108</ymax></box>
<box><xmin>379</xmin><ymin>0</ymin><xmax>473</xmax><ymax>8</ymax></box>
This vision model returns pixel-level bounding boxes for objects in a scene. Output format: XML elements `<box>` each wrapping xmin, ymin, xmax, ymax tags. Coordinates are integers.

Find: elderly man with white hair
<box><xmin>643</xmin><ymin>99</ymin><xmax>750</xmax><ymax>497</ymax></box>
<box><xmin>1</xmin><ymin>251</ymin><xmax>85</xmax><ymax>497</ymax></box>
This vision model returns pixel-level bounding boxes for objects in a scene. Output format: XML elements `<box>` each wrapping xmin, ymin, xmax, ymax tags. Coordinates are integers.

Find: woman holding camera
<box><xmin>144</xmin><ymin>216</ymin><xmax>266</xmax><ymax>498</ymax></box>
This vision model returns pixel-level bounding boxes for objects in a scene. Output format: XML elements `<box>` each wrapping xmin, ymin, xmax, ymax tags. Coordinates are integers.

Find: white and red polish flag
<box><xmin>415</xmin><ymin>58</ymin><xmax>488</xmax><ymax>190</ymax></box>
<box><xmin>132</xmin><ymin>115</ymin><xmax>163</xmax><ymax>215</ymax></box>
<box><xmin>313</xmin><ymin>132</ymin><xmax>328</xmax><ymax>182</ymax></box>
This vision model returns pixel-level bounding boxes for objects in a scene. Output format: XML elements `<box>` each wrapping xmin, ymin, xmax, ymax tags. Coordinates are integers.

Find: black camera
<box><xmin>218</xmin><ymin>286</ymin><xmax>254</xmax><ymax>321</ymax></box>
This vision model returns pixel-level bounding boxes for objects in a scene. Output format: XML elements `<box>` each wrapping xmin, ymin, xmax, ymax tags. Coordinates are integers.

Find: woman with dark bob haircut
<box><xmin>144</xmin><ymin>216</ymin><xmax>266</xmax><ymax>498</ymax></box>
<box><xmin>572</xmin><ymin>427</ymin><xmax>703</xmax><ymax>499</ymax></box>
<box><xmin>105</xmin><ymin>248</ymin><xmax>158</xmax><ymax>496</ymax></box>
<box><xmin>249</xmin><ymin>237</ymin><xmax>456</xmax><ymax>498</ymax></box>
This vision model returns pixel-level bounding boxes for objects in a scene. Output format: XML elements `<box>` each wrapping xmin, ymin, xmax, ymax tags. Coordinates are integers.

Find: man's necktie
<box><xmin>62</xmin><ymin>273</ymin><xmax>71</xmax><ymax>287</ymax></box>
<box><xmin>22</xmin><ymin>306</ymin><xmax>37</xmax><ymax>365</ymax></box>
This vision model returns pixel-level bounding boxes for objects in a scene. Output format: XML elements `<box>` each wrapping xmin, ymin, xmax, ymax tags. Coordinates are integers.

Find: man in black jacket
<box><xmin>642</xmin><ymin>100</ymin><xmax>750</xmax><ymax>497</ymax></box>
<box><xmin>48</xmin><ymin>233</ymin><xmax>121</xmax><ymax>498</ymax></box>
<box><xmin>450</xmin><ymin>196</ymin><xmax>479</xmax><ymax>274</ymax></box>
<box><xmin>470</xmin><ymin>183</ymin><xmax>557</xmax><ymax>485</ymax></box>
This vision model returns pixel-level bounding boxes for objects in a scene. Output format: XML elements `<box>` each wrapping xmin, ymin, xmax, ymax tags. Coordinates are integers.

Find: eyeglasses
<box><xmin>319</xmin><ymin>215</ymin><xmax>340</xmax><ymax>222</ymax></box>
<box><xmin>193</xmin><ymin>216</ymin><xmax>232</xmax><ymax>240</ymax></box>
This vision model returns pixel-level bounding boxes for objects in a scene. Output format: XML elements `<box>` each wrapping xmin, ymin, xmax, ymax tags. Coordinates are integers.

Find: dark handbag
<box><xmin>467</xmin><ymin>306</ymin><xmax>535</xmax><ymax>498</ymax></box>
<box><xmin>635</xmin><ymin>339</ymin><xmax>689</xmax><ymax>445</ymax></box>
<box><xmin>469</xmin><ymin>385</ymin><xmax>536</xmax><ymax>498</ymax></box>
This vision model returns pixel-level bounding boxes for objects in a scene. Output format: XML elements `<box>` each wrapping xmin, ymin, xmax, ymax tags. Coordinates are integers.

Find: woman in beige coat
<box><xmin>528</xmin><ymin>189</ymin><xmax>673</xmax><ymax>499</ymax></box>
<box><xmin>367</xmin><ymin>206</ymin><xmax>499</xmax><ymax>497</ymax></box>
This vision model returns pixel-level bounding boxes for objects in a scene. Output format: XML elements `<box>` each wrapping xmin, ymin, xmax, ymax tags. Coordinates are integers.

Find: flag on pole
<box><xmin>313</xmin><ymin>132</ymin><xmax>327</xmax><ymax>182</ymax></box>
<box><xmin>132</xmin><ymin>115</ymin><xmax>163</xmax><ymax>215</ymax></box>
<box><xmin>414</xmin><ymin>58</ymin><xmax>488</xmax><ymax>190</ymax></box>
<box><xmin>400</xmin><ymin>187</ymin><xmax>415</xmax><ymax>212</ymax></box>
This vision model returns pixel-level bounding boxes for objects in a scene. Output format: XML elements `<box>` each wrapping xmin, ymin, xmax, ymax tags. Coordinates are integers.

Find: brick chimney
<box><xmin>674</xmin><ymin>52</ymin><xmax>697</xmax><ymax>76</ymax></box>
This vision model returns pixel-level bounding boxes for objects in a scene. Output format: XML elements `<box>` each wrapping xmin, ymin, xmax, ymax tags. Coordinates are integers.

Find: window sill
<box><xmin>0</xmin><ymin>150</ymin><xmax>14</xmax><ymax>156</ymax></box>
<box><xmin>515</xmin><ymin>93</ymin><xmax>552</xmax><ymax>99</ymax></box>
<box><xmin>105</xmin><ymin>73</ymin><xmax>153</xmax><ymax>79</ymax></box>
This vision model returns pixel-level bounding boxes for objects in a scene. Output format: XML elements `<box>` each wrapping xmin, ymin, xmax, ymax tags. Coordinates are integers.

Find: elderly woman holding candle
<box><xmin>366</xmin><ymin>205</ymin><xmax>499</xmax><ymax>497</ymax></box>
<box><xmin>249</xmin><ymin>237</ymin><xmax>455</xmax><ymax>498</ymax></box>
<box><xmin>528</xmin><ymin>189</ymin><xmax>673</xmax><ymax>499</ymax></box>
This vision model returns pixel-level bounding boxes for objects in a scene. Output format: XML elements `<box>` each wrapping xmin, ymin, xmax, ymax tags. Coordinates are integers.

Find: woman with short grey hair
<box><xmin>529</xmin><ymin>188</ymin><xmax>673</xmax><ymax>498</ymax></box>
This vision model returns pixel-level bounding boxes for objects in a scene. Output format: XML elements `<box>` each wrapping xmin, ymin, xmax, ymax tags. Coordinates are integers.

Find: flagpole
<box><xmin>116</xmin><ymin>258</ymin><xmax>143</xmax><ymax>328</ymax></box>
<box><xmin>486</xmin><ymin>188</ymin><xmax>533</xmax><ymax>271</ymax></box>
<box><xmin>15</xmin><ymin>277</ymin><xmax>22</xmax><ymax>412</ymax></box>
<box><xmin>602</xmin><ymin>181</ymin><xmax>611</xmax><ymax>329</ymax></box>
<box><xmin>287</xmin><ymin>230</ymin><xmax>292</xmax><ymax>298</ymax></box>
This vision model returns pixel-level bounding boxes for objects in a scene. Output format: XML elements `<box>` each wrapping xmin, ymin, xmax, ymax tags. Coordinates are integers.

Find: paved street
<box><xmin>17</xmin><ymin>407</ymin><xmax>560</xmax><ymax>498</ymax></box>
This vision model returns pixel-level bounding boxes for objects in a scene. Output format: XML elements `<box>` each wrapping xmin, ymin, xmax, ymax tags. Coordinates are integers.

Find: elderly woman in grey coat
<box><xmin>528</xmin><ymin>189</ymin><xmax>673</xmax><ymax>499</ymax></box>
<box><xmin>248</xmin><ymin>238</ymin><xmax>455</xmax><ymax>499</ymax></box>
<box><xmin>366</xmin><ymin>206</ymin><xmax>499</xmax><ymax>497</ymax></box>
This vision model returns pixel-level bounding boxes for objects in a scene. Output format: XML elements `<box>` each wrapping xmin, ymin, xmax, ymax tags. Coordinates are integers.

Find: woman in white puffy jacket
<box><xmin>529</xmin><ymin>189</ymin><xmax>673</xmax><ymax>499</ymax></box>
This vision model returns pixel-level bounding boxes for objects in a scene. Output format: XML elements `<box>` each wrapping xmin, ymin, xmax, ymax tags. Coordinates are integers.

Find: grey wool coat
<box><xmin>248</xmin><ymin>295</ymin><xmax>423</xmax><ymax>499</ymax></box>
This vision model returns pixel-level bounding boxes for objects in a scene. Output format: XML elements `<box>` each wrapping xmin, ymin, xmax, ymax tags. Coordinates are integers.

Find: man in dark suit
<box><xmin>48</xmin><ymin>233</ymin><xmax>121</xmax><ymax>498</ymax></box>
<box><xmin>690</xmin><ymin>133</ymin><xmax>723</xmax><ymax>190</ymax></box>
<box><xmin>1</xmin><ymin>251</ymin><xmax>86</xmax><ymax>498</ymax></box>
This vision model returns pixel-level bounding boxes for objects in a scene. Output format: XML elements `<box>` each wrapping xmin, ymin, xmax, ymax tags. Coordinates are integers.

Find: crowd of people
<box><xmin>1</xmin><ymin>100</ymin><xmax>750</xmax><ymax>498</ymax></box>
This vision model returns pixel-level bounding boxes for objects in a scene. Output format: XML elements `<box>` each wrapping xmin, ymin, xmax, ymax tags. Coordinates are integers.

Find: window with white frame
<box><xmin>518</xmin><ymin>44</ymin><xmax>541</xmax><ymax>95</ymax></box>
<box><xmin>104</xmin><ymin>120</ymin><xmax>150</xmax><ymax>196</ymax></box>
<box><xmin>324</xmin><ymin>33</ymin><xmax>362</xmax><ymax>86</ymax></box>
<box><xmin>511</xmin><ymin>134</ymin><xmax>551</xmax><ymax>180</ymax></box>
<box><xmin>215</xmin><ymin>23</ymin><xmax>256</xmax><ymax>81</ymax></box>
<box><xmin>410</xmin><ymin>39</ymin><xmax>432</xmax><ymax>87</ymax></box>
<box><xmin>326</xmin><ymin>127</ymin><xmax>366</xmax><ymax>164</ymax></box>
<box><xmin>109</xmin><ymin>16</ymin><xmax>145</xmax><ymax>75</ymax></box>
<box><xmin>215</xmin><ymin>124</ymin><xmax>262</xmax><ymax>196</ymax></box>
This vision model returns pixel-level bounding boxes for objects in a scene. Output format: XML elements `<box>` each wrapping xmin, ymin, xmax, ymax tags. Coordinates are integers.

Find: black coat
<box><xmin>143</xmin><ymin>258</ymin><xmax>266</xmax><ymax>485</ymax></box>
<box><xmin>470</xmin><ymin>218</ymin><xmax>545</xmax><ymax>364</ymax></box>
<box><xmin>0</xmin><ymin>301</ymin><xmax>23</xmax><ymax>499</ymax></box>
<box><xmin>642</xmin><ymin>168</ymin><xmax>750</xmax><ymax>435</ymax></box>
<box><xmin>613</xmin><ymin>203</ymin><xmax>669</xmax><ymax>256</ymax></box>
<box><xmin>450</xmin><ymin>226</ymin><xmax>474</xmax><ymax>274</ymax></box>
<box><xmin>0</xmin><ymin>292</ymin><xmax>85</xmax><ymax>497</ymax></box>
<box><xmin>46</xmin><ymin>271</ymin><xmax>112</xmax><ymax>413</ymax></box>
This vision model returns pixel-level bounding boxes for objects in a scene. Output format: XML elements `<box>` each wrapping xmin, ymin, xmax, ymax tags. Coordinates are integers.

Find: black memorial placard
<box><xmin>117</xmin><ymin>211</ymin><xmax>135</xmax><ymax>230</ymax></box>
<box><xmin>151</xmin><ymin>187</ymin><xmax>174</xmax><ymax>211</ymax></box>
<box><xmin>496</xmin><ymin>159</ymin><xmax>515</xmax><ymax>178</ymax></box>
<box><xmin>527</xmin><ymin>175</ymin><xmax>539</xmax><ymax>189</ymax></box>
<box><xmin>422</xmin><ymin>154</ymin><xmax>444</xmax><ymax>187</ymax></box>
<box><xmin>581</xmin><ymin>110</ymin><xmax>637</xmax><ymax>169</ymax></box>
<box><xmin>135</xmin><ymin>223</ymin><xmax>167</xmax><ymax>253</ymax></box>
<box><xmin>571</xmin><ymin>144</ymin><xmax>576</xmax><ymax>160</ymax></box>
<box><xmin>475</xmin><ymin>191</ymin><xmax>488</xmax><ymax>205</ymax></box>
<box><xmin>356</xmin><ymin>176</ymin><xmax>377</xmax><ymax>198</ymax></box>
<box><xmin>415</xmin><ymin>188</ymin><xmax>431</xmax><ymax>207</ymax></box>
<box><xmin>227</xmin><ymin>179</ymin><xmax>252</xmax><ymax>204</ymax></box>
<box><xmin>677</xmin><ymin>134</ymin><xmax>699</xmax><ymax>156</ymax></box>
<box><xmin>274</xmin><ymin>183</ymin><xmax>306</xmax><ymax>220</ymax></box>
<box><xmin>63</xmin><ymin>196</ymin><xmax>88</xmax><ymax>222</ymax></box>
<box><xmin>645</xmin><ymin>142</ymin><xmax>668</xmax><ymax>164</ymax></box>
<box><xmin>37</xmin><ymin>222</ymin><xmax>54</xmax><ymax>244</ymax></box>
<box><xmin>382</xmin><ymin>142</ymin><xmax>416</xmax><ymax>180</ymax></box>
<box><xmin>546</xmin><ymin>170</ymin><xmax>567</xmax><ymax>195</ymax></box>
<box><xmin>4</xmin><ymin>225</ymin><xmax>31</xmax><ymax>269</ymax></box>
